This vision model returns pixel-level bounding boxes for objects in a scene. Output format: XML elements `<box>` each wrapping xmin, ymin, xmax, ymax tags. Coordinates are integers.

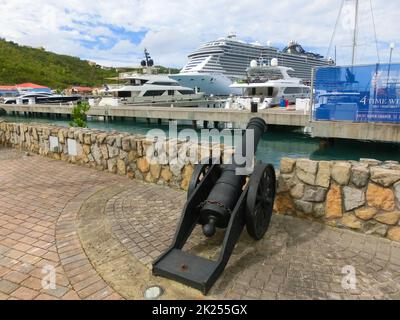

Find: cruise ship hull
<box><xmin>169</xmin><ymin>73</ymin><xmax>241</xmax><ymax>96</ymax></box>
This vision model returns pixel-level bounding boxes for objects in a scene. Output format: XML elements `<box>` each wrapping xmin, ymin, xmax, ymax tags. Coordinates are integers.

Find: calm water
<box><xmin>3</xmin><ymin>115</ymin><xmax>400</xmax><ymax>168</ymax></box>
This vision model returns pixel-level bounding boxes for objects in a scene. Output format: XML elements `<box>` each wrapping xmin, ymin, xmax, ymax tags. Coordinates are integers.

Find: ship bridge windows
<box><xmin>129</xmin><ymin>79</ymin><xmax>148</xmax><ymax>86</ymax></box>
<box><xmin>143</xmin><ymin>90</ymin><xmax>166</xmax><ymax>97</ymax></box>
<box><xmin>246</xmin><ymin>87</ymin><xmax>275</xmax><ymax>97</ymax></box>
<box><xmin>284</xmin><ymin>87</ymin><xmax>304</xmax><ymax>94</ymax></box>
<box><xmin>178</xmin><ymin>90</ymin><xmax>195</xmax><ymax>95</ymax></box>
<box><xmin>151</xmin><ymin>82</ymin><xmax>178</xmax><ymax>86</ymax></box>
<box><xmin>117</xmin><ymin>91</ymin><xmax>132</xmax><ymax>98</ymax></box>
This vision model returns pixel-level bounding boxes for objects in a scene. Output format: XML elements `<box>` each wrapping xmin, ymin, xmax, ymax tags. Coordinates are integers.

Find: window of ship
<box><xmin>152</xmin><ymin>82</ymin><xmax>179</xmax><ymax>86</ymax></box>
<box><xmin>284</xmin><ymin>87</ymin><xmax>303</xmax><ymax>94</ymax></box>
<box><xmin>143</xmin><ymin>90</ymin><xmax>166</xmax><ymax>97</ymax></box>
<box><xmin>168</xmin><ymin>90</ymin><xmax>175</xmax><ymax>96</ymax></box>
<box><xmin>248</xmin><ymin>87</ymin><xmax>274</xmax><ymax>97</ymax></box>
<box><xmin>130</xmin><ymin>79</ymin><xmax>148</xmax><ymax>86</ymax></box>
<box><xmin>178</xmin><ymin>90</ymin><xmax>195</xmax><ymax>95</ymax></box>
<box><xmin>117</xmin><ymin>91</ymin><xmax>132</xmax><ymax>98</ymax></box>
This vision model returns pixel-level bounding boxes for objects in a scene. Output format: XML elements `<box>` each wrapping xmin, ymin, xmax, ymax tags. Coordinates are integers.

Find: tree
<box><xmin>69</xmin><ymin>101</ymin><xmax>90</xmax><ymax>128</ymax></box>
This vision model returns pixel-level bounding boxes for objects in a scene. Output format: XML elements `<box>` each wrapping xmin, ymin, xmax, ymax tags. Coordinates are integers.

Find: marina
<box><xmin>1</xmin><ymin>0</ymin><xmax>400</xmax><ymax>302</ymax></box>
<box><xmin>2</xmin><ymin>102</ymin><xmax>400</xmax><ymax>143</ymax></box>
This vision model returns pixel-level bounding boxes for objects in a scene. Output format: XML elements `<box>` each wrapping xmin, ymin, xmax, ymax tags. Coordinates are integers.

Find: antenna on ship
<box><xmin>141</xmin><ymin>48</ymin><xmax>154</xmax><ymax>74</ymax></box>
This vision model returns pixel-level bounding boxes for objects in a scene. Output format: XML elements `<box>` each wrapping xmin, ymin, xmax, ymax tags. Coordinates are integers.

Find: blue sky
<box><xmin>0</xmin><ymin>0</ymin><xmax>398</xmax><ymax>68</ymax></box>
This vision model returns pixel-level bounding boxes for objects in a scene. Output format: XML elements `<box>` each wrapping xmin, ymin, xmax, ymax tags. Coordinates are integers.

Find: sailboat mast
<box><xmin>351</xmin><ymin>0</ymin><xmax>359</xmax><ymax>65</ymax></box>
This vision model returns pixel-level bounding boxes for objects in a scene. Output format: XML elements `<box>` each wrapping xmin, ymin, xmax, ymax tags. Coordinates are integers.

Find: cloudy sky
<box><xmin>0</xmin><ymin>0</ymin><xmax>398</xmax><ymax>68</ymax></box>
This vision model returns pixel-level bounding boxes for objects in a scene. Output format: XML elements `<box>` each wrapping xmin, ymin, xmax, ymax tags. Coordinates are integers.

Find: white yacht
<box><xmin>225</xmin><ymin>59</ymin><xmax>311</xmax><ymax>110</ymax></box>
<box><xmin>97</xmin><ymin>73</ymin><xmax>204</xmax><ymax>107</ymax></box>
<box><xmin>95</xmin><ymin>49</ymin><xmax>204</xmax><ymax>107</ymax></box>
<box><xmin>170</xmin><ymin>34</ymin><xmax>334</xmax><ymax>96</ymax></box>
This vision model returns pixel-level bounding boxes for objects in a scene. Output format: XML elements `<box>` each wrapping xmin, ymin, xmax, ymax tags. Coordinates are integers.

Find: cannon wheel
<box><xmin>187</xmin><ymin>161</ymin><xmax>211</xmax><ymax>199</ymax></box>
<box><xmin>246</xmin><ymin>163</ymin><xmax>276</xmax><ymax>240</ymax></box>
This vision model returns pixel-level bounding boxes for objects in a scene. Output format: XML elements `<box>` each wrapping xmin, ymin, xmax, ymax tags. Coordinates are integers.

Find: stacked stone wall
<box><xmin>276</xmin><ymin>158</ymin><xmax>400</xmax><ymax>242</ymax></box>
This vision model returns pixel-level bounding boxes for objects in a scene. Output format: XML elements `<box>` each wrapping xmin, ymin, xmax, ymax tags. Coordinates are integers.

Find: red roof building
<box><xmin>17</xmin><ymin>83</ymin><xmax>50</xmax><ymax>89</ymax></box>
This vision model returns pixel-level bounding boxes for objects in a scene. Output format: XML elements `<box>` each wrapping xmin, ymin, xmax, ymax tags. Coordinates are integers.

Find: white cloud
<box><xmin>0</xmin><ymin>0</ymin><xmax>398</xmax><ymax>67</ymax></box>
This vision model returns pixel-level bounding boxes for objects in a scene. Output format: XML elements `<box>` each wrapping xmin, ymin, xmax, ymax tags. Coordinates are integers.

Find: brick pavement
<box><xmin>1</xmin><ymin>147</ymin><xmax>400</xmax><ymax>300</ymax></box>
<box><xmin>0</xmin><ymin>147</ymin><xmax>123</xmax><ymax>300</ymax></box>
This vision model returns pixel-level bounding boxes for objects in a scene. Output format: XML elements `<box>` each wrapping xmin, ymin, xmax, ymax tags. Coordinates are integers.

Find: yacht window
<box><xmin>143</xmin><ymin>90</ymin><xmax>166</xmax><ymax>97</ymax></box>
<box><xmin>117</xmin><ymin>91</ymin><xmax>132</xmax><ymax>98</ymax></box>
<box><xmin>248</xmin><ymin>69</ymin><xmax>283</xmax><ymax>81</ymax></box>
<box><xmin>284</xmin><ymin>87</ymin><xmax>303</xmax><ymax>94</ymax></box>
<box><xmin>168</xmin><ymin>90</ymin><xmax>175</xmax><ymax>96</ymax></box>
<box><xmin>178</xmin><ymin>90</ymin><xmax>195</xmax><ymax>95</ymax></box>
<box><xmin>152</xmin><ymin>82</ymin><xmax>178</xmax><ymax>86</ymax></box>
<box><xmin>130</xmin><ymin>79</ymin><xmax>148</xmax><ymax>86</ymax></box>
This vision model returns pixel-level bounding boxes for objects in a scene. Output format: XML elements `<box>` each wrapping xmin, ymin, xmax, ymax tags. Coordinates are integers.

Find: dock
<box><xmin>1</xmin><ymin>103</ymin><xmax>400</xmax><ymax>143</ymax></box>
<box><xmin>0</xmin><ymin>103</ymin><xmax>308</xmax><ymax>127</ymax></box>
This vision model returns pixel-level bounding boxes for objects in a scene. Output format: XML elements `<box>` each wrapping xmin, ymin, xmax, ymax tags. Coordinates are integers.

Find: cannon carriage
<box><xmin>152</xmin><ymin>118</ymin><xmax>276</xmax><ymax>294</ymax></box>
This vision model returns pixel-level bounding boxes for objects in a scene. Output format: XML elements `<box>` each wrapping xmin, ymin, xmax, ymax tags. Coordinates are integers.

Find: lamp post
<box><xmin>387</xmin><ymin>42</ymin><xmax>395</xmax><ymax>88</ymax></box>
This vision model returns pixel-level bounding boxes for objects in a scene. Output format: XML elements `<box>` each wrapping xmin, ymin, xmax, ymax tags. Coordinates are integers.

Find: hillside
<box><xmin>0</xmin><ymin>39</ymin><xmax>181</xmax><ymax>89</ymax></box>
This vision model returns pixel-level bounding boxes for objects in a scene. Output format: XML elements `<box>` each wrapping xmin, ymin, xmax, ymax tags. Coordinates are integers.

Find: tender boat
<box><xmin>225</xmin><ymin>58</ymin><xmax>311</xmax><ymax>110</ymax></box>
<box><xmin>3</xmin><ymin>92</ymin><xmax>81</xmax><ymax>104</ymax></box>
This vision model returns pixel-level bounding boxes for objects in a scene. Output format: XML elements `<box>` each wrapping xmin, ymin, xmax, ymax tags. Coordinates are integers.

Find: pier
<box><xmin>1</xmin><ymin>103</ymin><xmax>400</xmax><ymax>143</ymax></box>
<box><xmin>0</xmin><ymin>103</ymin><xmax>308</xmax><ymax>127</ymax></box>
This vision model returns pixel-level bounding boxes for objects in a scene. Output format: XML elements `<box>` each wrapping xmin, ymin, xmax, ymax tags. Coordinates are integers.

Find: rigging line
<box><xmin>326</xmin><ymin>0</ymin><xmax>345</xmax><ymax>60</ymax></box>
<box><xmin>370</xmin><ymin>0</ymin><xmax>380</xmax><ymax>63</ymax></box>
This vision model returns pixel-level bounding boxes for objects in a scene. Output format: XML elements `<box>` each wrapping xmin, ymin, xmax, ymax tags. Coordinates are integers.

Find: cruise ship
<box><xmin>170</xmin><ymin>34</ymin><xmax>334</xmax><ymax>96</ymax></box>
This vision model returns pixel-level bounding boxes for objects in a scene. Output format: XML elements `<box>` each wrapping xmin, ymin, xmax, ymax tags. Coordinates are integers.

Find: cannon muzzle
<box><xmin>200</xmin><ymin>117</ymin><xmax>267</xmax><ymax>237</ymax></box>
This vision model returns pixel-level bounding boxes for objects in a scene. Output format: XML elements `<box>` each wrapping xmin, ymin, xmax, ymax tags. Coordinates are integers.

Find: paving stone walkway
<box><xmin>1</xmin><ymin>147</ymin><xmax>400</xmax><ymax>300</ymax></box>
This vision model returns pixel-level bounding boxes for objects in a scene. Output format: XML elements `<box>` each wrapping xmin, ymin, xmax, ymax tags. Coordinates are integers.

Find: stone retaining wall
<box><xmin>275</xmin><ymin>158</ymin><xmax>400</xmax><ymax>242</ymax></box>
<box><xmin>0</xmin><ymin>120</ymin><xmax>203</xmax><ymax>191</ymax></box>
<box><xmin>1</xmin><ymin>120</ymin><xmax>399</xmax><ymax>242</ymax></box>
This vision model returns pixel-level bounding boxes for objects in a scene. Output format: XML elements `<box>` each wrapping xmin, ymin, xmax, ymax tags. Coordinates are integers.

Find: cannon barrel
<box><xmin>200</xmin><ymin>117</ymin><xmax>267</xmax><ymax>237</ymax></box>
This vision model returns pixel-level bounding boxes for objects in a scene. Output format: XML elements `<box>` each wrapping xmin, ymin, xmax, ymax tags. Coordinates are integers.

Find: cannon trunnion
<box><xmin>152</xmin><ymin>118</ymin><xmax>276</xmax><ymax>294</ymax></box>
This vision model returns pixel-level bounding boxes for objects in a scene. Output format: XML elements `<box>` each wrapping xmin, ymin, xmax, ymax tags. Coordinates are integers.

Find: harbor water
<box><xmin>2</xmin><ymin>115</ymin><xmax>400</xmax><ymax>168</ymax></box>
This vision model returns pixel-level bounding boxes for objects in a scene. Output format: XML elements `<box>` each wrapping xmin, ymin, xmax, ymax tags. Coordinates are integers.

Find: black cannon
<box><xmin>152</xmin><ymin>118</ymin><xmax>276</xmax><ymax>294</ymax></box>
